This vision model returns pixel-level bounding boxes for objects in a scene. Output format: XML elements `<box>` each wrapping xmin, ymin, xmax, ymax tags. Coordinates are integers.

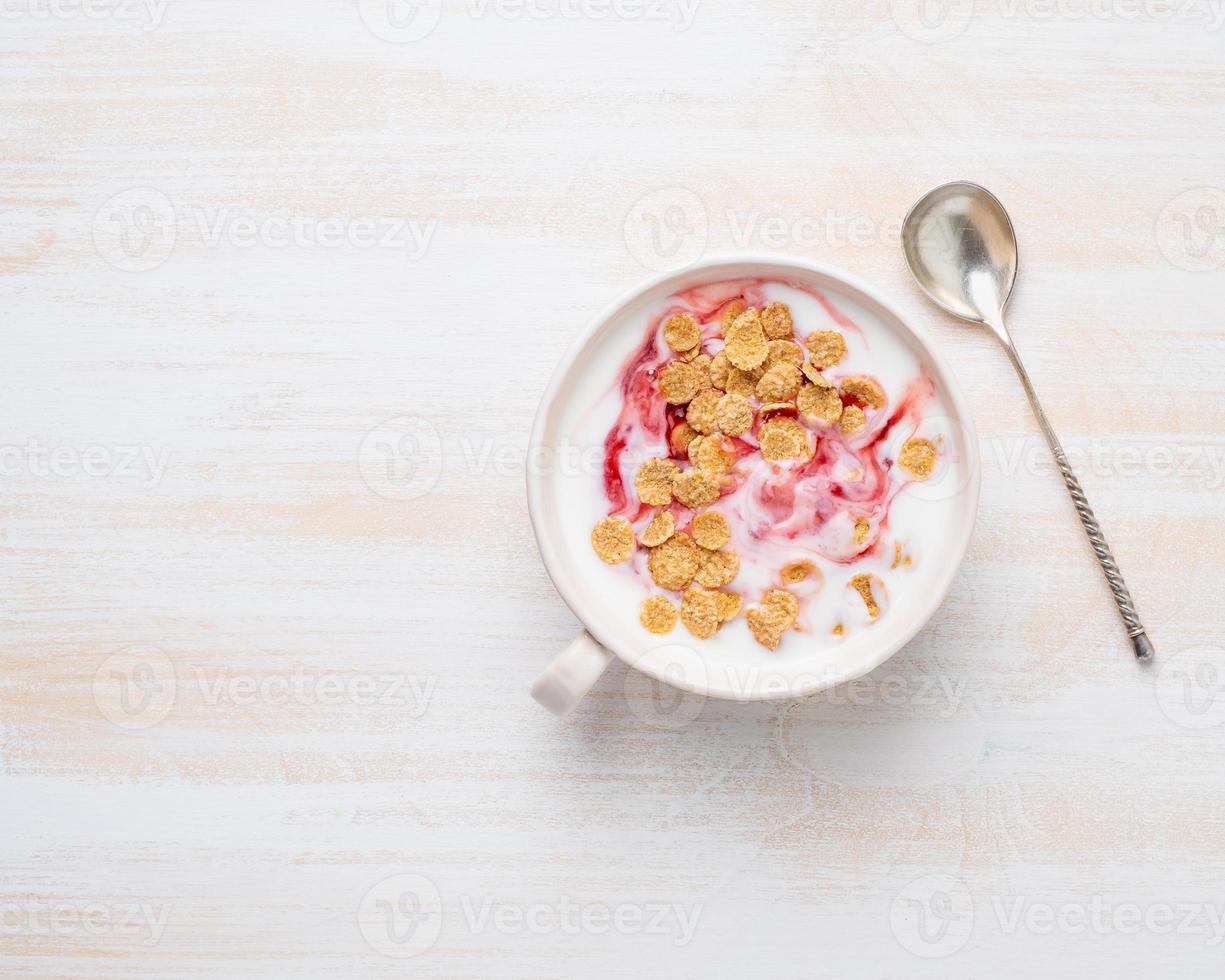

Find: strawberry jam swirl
<box><xmin>601</xmin><ymin>277</ymin><xmax>936</xmax><ymax>589</ymax></box>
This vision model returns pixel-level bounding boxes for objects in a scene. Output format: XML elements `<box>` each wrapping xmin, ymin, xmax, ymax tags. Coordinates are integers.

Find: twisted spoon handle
<box><xmin>1000</xmin><ymin>337</ymin><xmax>1154</xmax><ymax>662</ymax></box>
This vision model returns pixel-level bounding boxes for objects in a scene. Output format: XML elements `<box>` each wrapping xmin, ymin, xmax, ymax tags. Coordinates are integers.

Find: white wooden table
<box><xmin>3</xmin><ymin>2</ymin><xmax>1224</xmax><ymax>977</ymax></box>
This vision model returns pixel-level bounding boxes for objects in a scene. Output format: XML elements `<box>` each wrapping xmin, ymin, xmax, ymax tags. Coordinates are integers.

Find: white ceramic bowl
<box><xmin>528</xmin><ymin>254</ymin><xmax>980</xmax><ymax>715</ymax></box>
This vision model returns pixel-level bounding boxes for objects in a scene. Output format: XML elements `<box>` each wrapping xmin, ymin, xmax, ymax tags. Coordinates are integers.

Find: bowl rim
<box><xmin>526</xmin><ymin>252</ymin><xmax>981</xmax><ymax>701</ymax></box>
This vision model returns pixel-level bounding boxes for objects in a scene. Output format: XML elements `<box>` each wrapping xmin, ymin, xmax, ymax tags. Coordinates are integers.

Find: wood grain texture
<box><xmin>2</xmin><ymin>1</ymin><xmax>1224</xmax><ymax>976</ymax></box>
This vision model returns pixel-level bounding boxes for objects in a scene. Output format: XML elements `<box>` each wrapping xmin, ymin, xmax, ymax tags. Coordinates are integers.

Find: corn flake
<box><xmin>724</xmin><ymin>310</ymin><xmax>768</xmax><ymax>370</ymax></box>
<box><xmin>766</xmin><ymin>339</ymin><xmax>804</xmax><ymax>369</ymax></box>
<box><xmin>839</xmin><ymin>404</ymin><xmax>866</xmax><ymax>435</ymax></box>
<box><xmin>719</xmin><ymin>299</ymin><xmax>747</xmax><ymax>336</ymax></box>
<box><xmin>898</xmin><ymin>437</ymin><xmax>937</xmax><ymax>479</ymax></box>
<box><xmin>746</xmin><ymin>604</ymin><xmax>788</xmax><ymax>651</ymax></box>
<box><xmin>763</xmin><ymin>588</ymin><xmax>799</xmax><ymax>626</ymax></box>
<box><xmin>692</xmin><ymin>434</ymin><xmax>735</xmax><ymax>474</ymax></box>
<box><xmin>685</xmin><ymin>388</ymin><xmax>722</xmax><ymax>435</ymax></box>
<box><xmin>590</xmin><ymin>517</ymin><xmax>635</xmax><ymax>564</ymax></box>
<box><xmin>759</xmin><ymin>416</ymin><xmax>811</xmax><ymax>461</ymax></box>
<box><xmin>796</xmin><ymin>383</ymin><xmax>842</xmax><ymax>424</ymax></box>
<box><xmin>664</xmin><ymin>311</ymin><xmax>700</xmax><ymax>353</ymax></box>
<box><xmin>694</xmin><ymin>548</ymin><xmax>739</xmax><ymax>588</ymax></box>
<box><xmin>801</xmin><ymin>361</ymin><xmax>833</xmax><ymax>387</ymax></box>
<box><xmin>639</xmin><ymin>595</ymin><xmax>678</xmax><ymax>634</ymax></box>
<box><xmin>780</xmin><ymin>559</ymin><xmax>815</xmax><ymax>584</ymax></box>
<box><xmin>708</xmin><ymin>352</ymin><xmax>731</xmax><ymax>391</ymax></box>
<box><xmin>647</xmin><ymin>534</ymin><xmax>702</xmax><ymax>590</ymax></box>
<box><xmin>849</xmin><ymin>573</ymin><xmax>880</xmax><ymax>617</ymax></box>
<box><xmin>840</xmin><ymin>376</ymin><xmax>886</xmax><ymax>409</ymax></box>
<box><xmin>640</xmin><ymin>510</ymin><xmax>675</xmax><ymax>547</ymax></box>
<box><xmin>805</xmin><ymin>330</ymin><xmax>847</xmax><ymax>368</ymax></box>
<box><xmin>685</xmin><ymin>433</ymin><xmax>705</xmax><ymax>464</ymax></box>
<box><xmin>659</xmin><ymin>361</ymin><xmax>703</xmax><ymax>405</ymax></box>
<box><xmin>854</xmin><ymin>518</ymin><xmax>870</xmax><ymax>546</ymax></box>
<box><xmin>670</xmin><ymin>421</ymin><xmax>697</xmax><ymax>456</ymax></box>
<box><xmin>755</xmin><ymin>363</ymin><xmax>802</xmax><ymax>402</ymax></box>
<box><xmin>634</xmin><ymin>457</ymin><xmax>679</xmax><ymax>506</ymax></box>
<box><xmin>723</xmin><ymin>366</ymin><xmax>759</xmax><ymax>398</ymax></box>
<box><xmin>761</xmin><ymin>301</ymin><xmax>794</xmax><ymax>340</ymax></box>
<box><xmin>714</xmin><ymin>590</ymin><xmax>742</xmax><ymax>622</ymax></box>
<box><xmin>680</xmin><ymin>587</ymin><xmax>720</xmax><ymax>639</ymax></box>
<box><xmin>674</xmin><ymin>468</ymin><xmax>721</xmax><ymax>508</ymax></box>
<box><xmin>691</xmin><ymin>511</ymin><xmax>730</xmax><ymax>550</ymax></box>
<box><xmin>715</xmin><ymin>392</ymin><xmax>753</xmax><ymax>437</ymax></box>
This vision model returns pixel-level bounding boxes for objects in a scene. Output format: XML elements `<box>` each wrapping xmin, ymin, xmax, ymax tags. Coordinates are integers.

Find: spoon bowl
<box><xmin>902</xmin><ymin>181</ymin><xmax>1019</xmax><ymax>331</ymax></box>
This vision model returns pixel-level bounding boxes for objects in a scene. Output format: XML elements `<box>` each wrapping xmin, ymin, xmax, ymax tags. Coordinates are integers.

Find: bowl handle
<box><xmin>530</xmin><ymin>632</ymin><xmax>614</xmax><ymax>716</ymax></box>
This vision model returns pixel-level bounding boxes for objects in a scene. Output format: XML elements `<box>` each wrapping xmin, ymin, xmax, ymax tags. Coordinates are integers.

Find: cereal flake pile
<box><xmin>590</xmin><ymin>301</ymin><xmax>936</xmax><ymax>652</ymax></box>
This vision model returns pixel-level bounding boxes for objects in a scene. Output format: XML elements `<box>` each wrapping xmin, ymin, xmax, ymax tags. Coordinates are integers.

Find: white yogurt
<box><xmin>550</xmin><ymin>276</ymin><xmax>969</xmax><ymax>672</ymax></box>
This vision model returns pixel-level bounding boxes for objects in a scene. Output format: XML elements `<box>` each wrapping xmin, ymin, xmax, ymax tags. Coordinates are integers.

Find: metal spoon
<box><xmin>901</xmin><ymin>180</ymin><xmax>1153</xmax><ymax>663</ymax></box>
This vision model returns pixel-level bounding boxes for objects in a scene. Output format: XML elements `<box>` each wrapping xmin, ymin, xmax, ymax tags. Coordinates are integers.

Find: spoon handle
<box><xmin>1000</xmin><ymin>340</ymin><xmax>1154</xmax><ymax>662</ymax></box>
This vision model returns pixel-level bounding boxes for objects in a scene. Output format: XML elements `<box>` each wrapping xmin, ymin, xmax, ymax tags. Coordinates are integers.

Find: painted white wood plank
<box><xmin>2</xmin><ymin>1</ymin><xmax>1223</xmax><ymax>977</ymax></box>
